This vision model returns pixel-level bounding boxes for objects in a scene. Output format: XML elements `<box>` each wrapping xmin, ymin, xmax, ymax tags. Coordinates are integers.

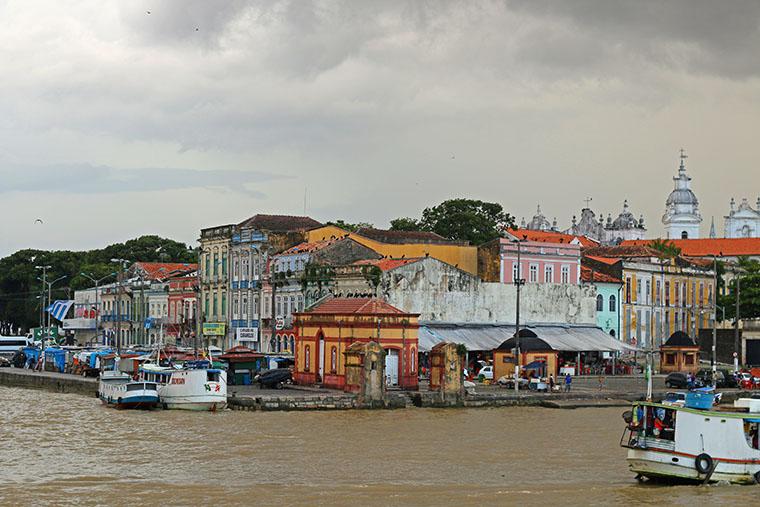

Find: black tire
<box><xmin>117</xmin><ymin>397</ymin><xmax>122</xmax><ymax>405</ymax></box>
<box><xmin>754</xmin><ymin>471</ymin><xmax>760</xmax><ymax>484</ymax></box>
<box><xmin>695</xmin><ymin>453</ymin><xmax>713</xmax><ymax>474</ymax></box>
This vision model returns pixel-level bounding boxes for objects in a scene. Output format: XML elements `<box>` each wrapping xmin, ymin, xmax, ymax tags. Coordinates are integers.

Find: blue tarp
<box><xmin>23</xmin><ymin>346</ymin><xmax>40</xmax><ymax>365</ymax></box>
<box><xmin>45</xmin><ymin>348</ymin><xmax>66</xmax><ymax>373</ymax></box>
<box><xmin>89</xmin><ymin>349</ymin><xmax>113</xmax><ymax>369</ymax></box>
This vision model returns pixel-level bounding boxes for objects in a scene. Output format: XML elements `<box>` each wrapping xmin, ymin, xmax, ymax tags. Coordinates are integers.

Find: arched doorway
<box><xmin>384</xmin><ymin>348</ymin><xmax>399</xmax><ymax>386</ymax></box>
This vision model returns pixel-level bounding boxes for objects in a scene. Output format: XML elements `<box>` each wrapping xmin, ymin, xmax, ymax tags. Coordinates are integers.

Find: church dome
<box><xmin>609</xmin><ymin>200</ymin><xmax>642</xmax><ymax>230</ymax></box>
<box><xmin>666</xmin><ymin>188</ymin><xmax>699</xmax><ymax>207</ymax></box>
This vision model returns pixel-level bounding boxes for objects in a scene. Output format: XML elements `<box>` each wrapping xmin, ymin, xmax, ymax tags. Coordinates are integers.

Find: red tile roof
<box><xmin>621</xmin><ymin>238</ymin><xmax>760</xmax><ymax>258</ymax></box>
<box><xmin>583</xmin><ymin>245</ymin><xmax>664</xmax><ymax>259</ymax></box>
<box><xmin>133</xmin><ymin>262</ymin><xmax>198</xmax><ymax>281</ymax></box>
<box><xmin>238</xmin><ymin>214</ymin><xmax>322</xmax><ymax>232</ymax></box>
<box><xmin>306</xmin><ymin>298</ymin><xmax>409</xmax><ymax>315</ymax></box>
<box><xmin>352</xmin><ymin>257</ymin><xmax>423</xmax><ymax>271</ymax></box>
<box><xmin>584</xmin><ymin>255</ymin><xmax>621</xmax><ymax>265</ymax></box>
<box><xmin>507</xmin><ymin>229</ymin><xmax>598</xmax><ymax>247</ymax></box>
<box><xmin>580</xmin><ymin>265</ymin><xmax>622</xmax><ymax>284</ymax></box>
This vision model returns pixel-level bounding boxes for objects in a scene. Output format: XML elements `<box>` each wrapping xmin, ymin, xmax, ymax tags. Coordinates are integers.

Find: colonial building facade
<box><xmin>724</xmin><ymin>197</ymin><xmax>760</xmax><ymax>238</ymax></box>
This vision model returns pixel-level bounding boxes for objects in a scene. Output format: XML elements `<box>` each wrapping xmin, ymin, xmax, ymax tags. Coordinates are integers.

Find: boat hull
<box><xmin>628</xmin><ymin>447</ymin><xmax>759</xmax><ymax>484</ymax></box>
<box><xmin>161</xmin><ymin>396</ymin><xmax>228</xmax><ymax>411</ymax></box>
<box><xmin>99</xmin><ymin>394</ymin><xmax>159</xmax><ymax>410</ymax></box>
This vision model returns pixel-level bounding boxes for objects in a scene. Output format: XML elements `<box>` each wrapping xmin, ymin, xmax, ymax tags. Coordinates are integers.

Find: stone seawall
<box><xmin>0</xmin><ymin>368</ymin><xmax>97</xmax><ymax>397</ymax></box>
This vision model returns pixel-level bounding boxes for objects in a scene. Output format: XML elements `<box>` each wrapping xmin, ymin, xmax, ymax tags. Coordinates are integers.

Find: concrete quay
<box><xmin>0</xmin><ymin>367</ymin><xmax>97</xmax><ymax>397</ymax></box>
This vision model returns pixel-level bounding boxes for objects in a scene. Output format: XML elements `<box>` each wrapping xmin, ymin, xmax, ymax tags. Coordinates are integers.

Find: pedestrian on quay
<box><xmin>564</xmin><ymin>373</ymin><xmax>572</xmax><ymax>392</ymax></box>
<box><xmin>549</xmin><ymin>374</ymin><xmax>555</xmax><ymax>392</ymax></box>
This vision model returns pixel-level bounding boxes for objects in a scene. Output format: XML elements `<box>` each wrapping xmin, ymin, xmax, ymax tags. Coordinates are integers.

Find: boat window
<box><xmin>207</xmin><ymin>371</ymin><xmax>220</xmax><ymax>382</ymax></box>
<box><xmin>642</xmin><ymin>406</ymin><xmax>676</xmax><ymax>441</ymax></box>
<box><xmin>145</xmin><ymin>383</ymin><xmax>157</xmax><ymax>390</ymax></box>
<box><xmin>744</xmin><ymin>422</ymin><xmax>760</xmax><ymax>450</ymax></box>
<box><xmin>126</xmin><ymin>384</ymin><xmax>144</xmax><ymax>391</ymax></box>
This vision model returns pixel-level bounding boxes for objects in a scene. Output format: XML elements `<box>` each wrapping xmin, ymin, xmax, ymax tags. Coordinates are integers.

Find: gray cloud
<box><xmin>0</xmin><ymin>164</ymin><xmax>284</xmax><ymax>197</ymax></box>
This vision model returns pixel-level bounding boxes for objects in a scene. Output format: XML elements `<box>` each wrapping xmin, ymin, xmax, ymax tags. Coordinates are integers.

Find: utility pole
<box><xmin>111</xmin><ymin>259</ymin><xmax>130</xmax><ymax>352</ymax></box>
<box><xmin>712</xmin><ymin>256</ymin><xmax>718</xmax><ymax>386</ymax></box>
<box><xmin>35</xmin><ymin>265</ymin><xmax>51</xmax><ymax>369</ymax></box>
<box><xmin>735</xmin><ymin>272</ymin><xmax>741</xmax><ymax>369</ymax></box>
<box><xmin>513</xmin><ymin>239</ymin><xmax>525</xmax><ymax>393</ymax></box>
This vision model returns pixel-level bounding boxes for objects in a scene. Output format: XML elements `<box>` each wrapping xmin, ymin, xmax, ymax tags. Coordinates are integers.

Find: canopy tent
<box><xmin>419</xmin><ymin>322</ymin><xmax>641</xmax><ymax>353</ymax></box>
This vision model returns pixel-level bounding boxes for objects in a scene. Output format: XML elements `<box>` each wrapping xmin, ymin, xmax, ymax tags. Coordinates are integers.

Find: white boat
<box><xmin>140</xmin><ymin>361</ymin><xmax>227</xmax><ymax>411</ymax></box>
<box><xmin>621</xmin><ymin>393</ymin><xmax>760</xmax><ymax>484</ymax></box>
<box><xmin>98</xmin><ymin>370</ymin><xmax>159</xmax><ymax>410</ymax></box>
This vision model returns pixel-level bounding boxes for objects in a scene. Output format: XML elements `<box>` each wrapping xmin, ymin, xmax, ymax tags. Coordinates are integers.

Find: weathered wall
<box><xmin>380</xmin><ymin>257</ymin><xmax>597</xmax><ymax>324</ymax></box>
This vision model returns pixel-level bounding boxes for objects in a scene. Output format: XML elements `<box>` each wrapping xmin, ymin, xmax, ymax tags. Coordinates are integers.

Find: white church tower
<box><xmin>662</xmin><ymin>149</ymin><xmax>702</xmax><ymax>239</ymax></box>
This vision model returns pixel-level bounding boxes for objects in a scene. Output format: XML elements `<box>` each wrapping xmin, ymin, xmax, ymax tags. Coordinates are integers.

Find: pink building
<box><xmin>493</xmin><ymin>229</ymin><xmax>593</xmax><ymax>285</ymax></box>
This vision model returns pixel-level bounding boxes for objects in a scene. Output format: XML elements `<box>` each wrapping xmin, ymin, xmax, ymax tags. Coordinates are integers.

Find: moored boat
<box><xmin>621</xmin><ymin>393</ymin><xmax>760</xmax><ymax>484</ymax></box>
<box><xmin>98</xmin><ymin>370</ymin><xmax>159</xmax><ymax>410</ymax></box>
<box><xmin>140</xmin><ymin>361</ymin><xmax>227</xmax><ymax>411</ymax></box>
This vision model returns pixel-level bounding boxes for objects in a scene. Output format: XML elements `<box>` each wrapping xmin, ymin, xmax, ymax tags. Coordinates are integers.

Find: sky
<box><xmin>1</xmin><ymin>0</ymin><xmax>759</xmax><ymax>256</ymax></box>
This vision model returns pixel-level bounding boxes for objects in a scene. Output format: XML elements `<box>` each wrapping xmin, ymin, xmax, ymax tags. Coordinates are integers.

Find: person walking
<box><xmin>564</xmin><ymin>373</ymin><xmax>572</xmax><ymax>392</ymax></box>
<box><xmin>549</xmin><ymin>374</ymin><xmax>555</xmax><ymax>392</ymax></box>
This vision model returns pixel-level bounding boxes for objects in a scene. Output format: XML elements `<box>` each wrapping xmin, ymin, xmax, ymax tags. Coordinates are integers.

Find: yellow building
<box><xmin>306</xmin><ymin>225</ymin><xmax>478</xmax><ymax>275</ymax></box>
<box><xmin>198</xmin><ymin>224</ymin><xmax>233</xmax><ymax>348</ymax></box>
<box><xmin>584</xmin><ymin>246</ymin><xmax>715</xmax><ymax>349</ymax></box>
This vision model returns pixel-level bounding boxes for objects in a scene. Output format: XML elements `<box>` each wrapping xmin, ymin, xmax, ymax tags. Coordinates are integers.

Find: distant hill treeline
<box><xmin>0</xmin><ymin>235</ymin><xmax>196</xmax><ymax>332</ymax></box>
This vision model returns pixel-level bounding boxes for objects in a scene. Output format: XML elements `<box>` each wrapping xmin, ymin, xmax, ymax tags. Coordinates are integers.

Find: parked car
<box><xmin>665</xmin><ymin>372</ymin><xmax>689</xmax><ymax>389</ymax></box>
<box><xmin>255</xmin><ymin>369</ymin><xmax>292</xmax><ymax>389</ymax></box>
<box><xmin>662</xmin><ymin>391</ymin><xmax>686</xmax><ymax>407</ymax></box>
<box><xmin>719</xmin><ymin>369</ymin><xmax>739</xmax><ymax>388</ymax></box>
<box><xmin>477</xmin><ymin>365</ymin><xmax>494</xmax><ymax>380</ymax></box>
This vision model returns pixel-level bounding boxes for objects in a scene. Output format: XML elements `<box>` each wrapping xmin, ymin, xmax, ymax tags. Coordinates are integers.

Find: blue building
<box><xmin>582</xmin><ymin>265</ymin><xmax>622</xmax><ymax>339</ymax></box>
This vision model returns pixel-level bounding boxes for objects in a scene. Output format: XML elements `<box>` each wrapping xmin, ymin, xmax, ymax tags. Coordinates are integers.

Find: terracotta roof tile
<box><xmin>352</xmin><ymin>257</ymin><xmax>423</xmax><ymax>271</ymax></box>
<box><xmin>582</xmin><ymin>245</ymin><xmax>664</xmax><ymax>258</ymax></box>
<box><xmin>133</xmin><ymin>262</ymin><xmax>198</xmax><ymax>281</ymax></box>
<box><xmin>583</xmin><ymin>255</ymin><xmax>620</xmax><ymax>265</ymax></box>
<box><xmin>507</xmin><ymin>228</ymin><xmax>597</xmax><ymax>247</ymax></box>
<box><xmin>621</xmin><ymin>238</ymin><xmax>760</xmax><ymax>258</ymax></box>
<box><xmin>306</xmin><ymin>297</ymin><xmax>409</xmax><ymax>315</ymax></box>
<box><xmin>580</xmin><ymin>265</ymin><xmax>622</xmax><ymax>283</ymax></box>
<box><xmin>238</xmin><ymin>214</ymin><xmax>322</xmax><ymax>232</ymax></box>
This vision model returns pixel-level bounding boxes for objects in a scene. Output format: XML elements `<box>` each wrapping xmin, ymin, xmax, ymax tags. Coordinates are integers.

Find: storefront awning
<box><xmin>419</xmin><ymin>322</ymin><xmax>641</xmax><ymax>353</ymax></box>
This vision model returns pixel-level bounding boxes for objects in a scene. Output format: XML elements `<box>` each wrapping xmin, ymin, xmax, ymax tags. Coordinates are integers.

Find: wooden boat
<box><xmin>98</xmin><ymin>370</ymin><xmax>159</xmax><ymax>410</ymax></box>
<box><xmin>140</xmin><ymin>361</ymin><xmax>227</xmax><ymax>411</ymax></box>
<box><xmin>621</xmin><ymin>392</ymin><xmax>760</xmax><ymax>484</ymax></box>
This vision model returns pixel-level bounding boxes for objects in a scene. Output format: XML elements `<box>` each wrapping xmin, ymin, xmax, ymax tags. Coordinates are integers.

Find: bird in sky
<box><xmin>146</xmin><ymin>10</ymin><xmax>151</xmax><ymax>14</ymax></box>
<box><xmin>34</xmin><ymin>219</ymin><xmax>43</xmax><ymax>224</ymax></box>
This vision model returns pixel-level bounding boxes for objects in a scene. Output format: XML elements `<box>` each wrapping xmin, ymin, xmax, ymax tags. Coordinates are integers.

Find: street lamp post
<box><xmin>512</xmin><ymin>239</ymin><xmax>525</xmax><ymax>393</ymax></box>
<box><xmin>81</xmin><ymin>272</ymin><xmax>116</xmax><ymax>345</ymax></box>
<box><xmin>110</xmin><ymin>259</ymin><xmax>131</xmax><ymax>352</ymax></box>
<box><xmin>711</xmin><ymin>257</ymin><xmax>718</xmax><ymax>386</ymax></box>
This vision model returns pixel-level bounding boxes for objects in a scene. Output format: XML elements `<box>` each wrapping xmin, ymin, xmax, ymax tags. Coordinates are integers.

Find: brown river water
<box><xmin>0</xmin><ymin>386</ymin><xmax>757</xmax><ymax>506</ymax></box>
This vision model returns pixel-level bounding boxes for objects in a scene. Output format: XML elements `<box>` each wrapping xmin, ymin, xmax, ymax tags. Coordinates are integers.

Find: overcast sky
<box><xmin>1</xmin><ymin>0</ymin><xmax>759</xmax><ymax>256</ymax></box>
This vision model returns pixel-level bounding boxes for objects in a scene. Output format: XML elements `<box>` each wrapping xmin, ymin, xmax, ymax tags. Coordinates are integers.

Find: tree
<box><xmin>719</xmin><ymin>257</ymin><xmax>760</xmax><ymax>322</ymax></box>
<box><xmin>389</xmin><ymin>217</ymin><xmax>422</xmax><ymax>231</ymax></box>
<box><xmin>649</xmin><ymin>238</ymin><xmax>682</xmax><ymax>258</ymax></box>
<box><xmin>396</xmin><ymin>199</ymin><xmax>514</xmax><ymax>245</ymax></box>
<box><xmin>0</xmin><ymin>236</ymin><xmax>196</xmax><ymax>332</ymax></box>
<box><xmin>327</xmin><ymin>220</ymin><xmax>374</xmax><ymax>232</ymax></box>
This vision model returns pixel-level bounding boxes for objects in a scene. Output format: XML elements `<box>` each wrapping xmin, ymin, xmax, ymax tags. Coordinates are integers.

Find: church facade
<box><xmin>662</xmin><ymin>152</ymin><xmax>702</xmax><ymax>239</ymax></box>
<box><xmin>562</xmin><ymin>200</ymin><xmax>646</xmax><ymax>245</ymax></box>
<box><xmin>724</xmin><ymin>197</ymin><xmax>760</xmax><ymax>238</ymax></box>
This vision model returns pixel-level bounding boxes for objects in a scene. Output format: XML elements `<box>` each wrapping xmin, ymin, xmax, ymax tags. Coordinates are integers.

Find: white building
<box><xmin>662</xmin><ymin>152</ymin><xmax>702</xmax><ymax>239</ymax></box>
<box><xmin>724</xmin><ymin>197</ymin><xmax>760</xmax><ymax>238</ymax></box>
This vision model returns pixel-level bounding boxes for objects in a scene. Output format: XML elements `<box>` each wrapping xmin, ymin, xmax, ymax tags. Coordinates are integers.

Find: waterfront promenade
<box><xmin>0</xmin><ymin>366</ymin><xmax>722</xmax><ymax>411</ymax></box>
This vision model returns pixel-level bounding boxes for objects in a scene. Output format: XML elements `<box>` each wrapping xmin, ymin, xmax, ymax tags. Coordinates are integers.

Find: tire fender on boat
<box><xmin>754</xmin><ymin>471</ymin><xmax>760</xmax><ymax>484</ymax></box>
<box><xmin>695</xmin><ymin>453</ymin><xmax>713</xmax><ymax>474</ymax></box>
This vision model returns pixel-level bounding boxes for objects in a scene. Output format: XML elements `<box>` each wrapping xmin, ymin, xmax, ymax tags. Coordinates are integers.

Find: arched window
<box><xmin>304</xmin><ymin>345</ymin><xmax>311</xmax><ymax>371</ymax></box>
<box><xmin>269</xmin><ymin>337</ymin><xmax>276</xmax><ymax>352</ymax></box>
<box><xmin>290</xmin><ymin>335</ymin><xmax>295</xmax><ymax>354</ymax></box>
<box><xmin>596</xmin><ymin>294</ymin><xmax>604</xmax><ymax>312</ymax></box>
<box><xmin>411</xmin><ymin>347</ymin><xmax>416</xmax><ymax>374</ymax></box>
<box><xmin>330</xmin><ymin>346</ymin><xmax>337</xmax><ymax>373</ymax></box>
<box><xmin>610</xmin><ymin>329</ymin><xmax>616</xmax><ymax>337</ymax></box>
<box><xmin>681</xmin><ymin>231</ymin><xmax>688</xmax><ymax>239</ymax></box>
<box><xmin>276</xmin><ymin>336</ymin><xmax>282</xmax><ymax>353</ymax></box>
<box><xmin>609</xmin><ymin>294</ymin><xmax>616</xmax><ymax>312</ymax></box>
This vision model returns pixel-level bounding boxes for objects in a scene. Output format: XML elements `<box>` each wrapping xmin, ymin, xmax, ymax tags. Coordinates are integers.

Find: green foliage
<box><xmin>456</xmin><ymin>343</ymin><xmax>468</xmax><ymax>357</ymax></box>
<box><xmin>0</xmin><ymin>236</ymin><xmax>196</xmax><ymax>331</ymax></box>
<box><xmin>361</xmin><ymin>265</ymin><xmax>383</xmax><ymax>288</ymax></box>
<box><xmin>719</xmin><ymin>257</ymin><xmax>760</xmax><ymax>322</ymax></box>
<box><xmin>300</xmin><ymin>263</ymin><xmax>336</xmax><ymax>290</ymax></box>
<box><xmin>390</xmin><ymin>199</ymin><xmax>515</xmax><ymax>245</ymax></box>
<box><xmin>389</xmin><ymin>217</ymin><xmax>422</xmax><ymax>231</ymax></box>
<box><xmin>326</xmin><ymin>220</ymin><xmax>374</xmax><ymax>232</ymax></box>
<box><xmin>649</xmin><ymin>238</ymin><xmax>682</xmax><ymax>257</ymax></box>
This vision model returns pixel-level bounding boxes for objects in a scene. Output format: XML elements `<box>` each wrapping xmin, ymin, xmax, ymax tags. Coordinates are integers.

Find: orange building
<box><xmin>293</xmin><ymin>298</ymin><xmax>419</xmax><ymax>391</ymax></box>
<box><xmin>660</xmin><ymin>331</ymin><xmax>700</xmax><ymax>374</ymax></box>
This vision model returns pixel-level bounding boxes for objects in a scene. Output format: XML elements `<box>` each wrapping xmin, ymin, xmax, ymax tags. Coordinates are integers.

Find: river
<box><xmin>0</xmin><ymin>386</ymin><xmax>756</xmax><ymax>506</ymax></box>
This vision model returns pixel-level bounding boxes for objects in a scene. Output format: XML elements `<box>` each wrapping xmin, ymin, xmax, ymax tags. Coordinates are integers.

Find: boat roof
<box><xmin>632</xmin><ymin>400</ymin><xmax>760</xmax><ymax>420</ymax></box>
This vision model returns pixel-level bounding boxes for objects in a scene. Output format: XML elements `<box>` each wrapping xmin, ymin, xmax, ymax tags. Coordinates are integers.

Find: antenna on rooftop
<box><xmin>584</xmin><ymin>197</ymin><xmax>593</xmax><ymax>208</ymax></box>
